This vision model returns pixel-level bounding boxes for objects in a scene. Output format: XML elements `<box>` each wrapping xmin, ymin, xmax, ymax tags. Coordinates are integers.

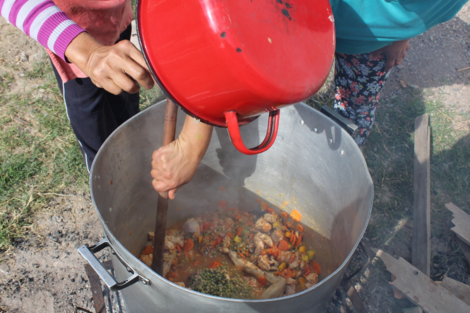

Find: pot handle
<box><xmin>78</xmin><ymin>238</ymin><xmax>150</xmax><ymax>291</ymax></box>
<box><xmin>225</xmin><ymin>109</ymin><xmax>280</xmax><ymax>155</ymax></box>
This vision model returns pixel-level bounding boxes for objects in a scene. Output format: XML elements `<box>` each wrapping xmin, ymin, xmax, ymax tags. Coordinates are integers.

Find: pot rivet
<box><xmin>340</xmin><ymin>150</ymin><xmax>344</xmax><ymax>155</ymax></box>
<box><xmin>313</xmin><ymin>128</ymin><xmax>318</xmax><ymax>133</ymax></box>
<box><xmin>299</xmin><ymin>119</ymin><xmax>304</xmax><ymax>125</ymax></box>
<box><xmin>111</xmin><ymin>249</ymin><xmax>116</xmax><ymax>255</ymax></box>
<box><xmin>329</xmin><ymin>139</ymin><xmax>333</xmax><ymax>144</ymax></box>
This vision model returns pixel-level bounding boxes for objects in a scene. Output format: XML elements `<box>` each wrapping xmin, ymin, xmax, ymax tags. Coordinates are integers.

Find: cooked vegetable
<box><xmin>140</xmin><ymin>201</ymin><xmax>322</xmax><ymax>299</ymax></box>
<box><xmin>183</xmin><ymin>238</ymin><xmax>194</xmax><ymax>251</ymax></box>
<box><xmin>278</xmin><ymin>240</ymin><xmax>289</xmax><ymax>252</ymax></box>
<box><xmin>290</xmin><ymin>210</ymin><xmax>302</xmax><ymax>222</ymax></box>
<box><xmin>188</xmin><ymin>268</ymin><xmax>252</xmax><ymax>299</ymax></box>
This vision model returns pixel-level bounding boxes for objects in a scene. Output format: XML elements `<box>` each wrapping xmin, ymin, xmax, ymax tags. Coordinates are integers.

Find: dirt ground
<box><xmin>1</xmin><ymin>4</ymin><xmax>470</xmax><ymax>313</ymax></box>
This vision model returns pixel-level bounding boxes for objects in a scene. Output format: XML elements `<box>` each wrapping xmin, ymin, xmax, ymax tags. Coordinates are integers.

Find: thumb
<box><xmin>168</xmin><ymin>189</ymin><xmax>177</xmax><ymax>200</ymax></box>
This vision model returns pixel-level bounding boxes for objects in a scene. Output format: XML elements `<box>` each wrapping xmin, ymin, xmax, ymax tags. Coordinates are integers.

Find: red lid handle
<box><xmin>225</xmin><ymin>110</ymin><xmax>280</xmax><ymax>155</ymax></box>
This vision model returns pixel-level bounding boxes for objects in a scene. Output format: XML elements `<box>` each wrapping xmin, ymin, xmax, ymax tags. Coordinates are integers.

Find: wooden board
<box><xmin>373</xmin><ymin>249</ymin><xmax>470</xmax><ymax>313</ymax></box>
<box><xmin>458</xmin><ymin>239</ymin><xmax>470</xmax><ymax>265</ymax></box>
<box><xmin>440</xmin><ymin>277</ymin><xmax>470</xmax><ymax>306</ymax></box>
<box><xmin>412</xmin><ymin>114</ymin><xmax>431</xmax><ymax>276</ymax></box>
<box><xmin>84</xmin><ymin>264</ymin><xmax>106</xmax><ymax>313</ymax></box>
<box><xmin>445</xmin><ymin>202</ymin><xmax>470</xmax><ymax>246</ymax></box>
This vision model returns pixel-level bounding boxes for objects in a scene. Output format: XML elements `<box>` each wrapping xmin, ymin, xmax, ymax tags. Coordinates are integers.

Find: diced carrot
<box><xmin>290</xmin><ymin>232</ymin><xmax>296</xmax><ymax>244</ymax></box>
<box><xmin>280</xmin><ymin>268</ymin><xmax>292</xmax><ymax>279</ymax></box>
<box><xmin>236</xmin><ymin>227</ymin><xmax>242</xmax><ymax>237</ymax></box>
<box><xmin>266</xmin><ymin>208</ymin><xmax>275</xmax><ymax>214</ymax></box>
<box><xmin>183</xmin><ymin>239</ymin><xmax>194</xmax><ymax>252</ymax></box>
<box><xmin>313</xmin><ymin>261</ymin><xmax>321</xmax><ymax>275</ymax></box>
<box><xmin>261</xmin><ymin>250</ymin><xmax>267</xmax><ymax>256</ymax></box>
<box><xmin>297</xmin><ymin>224</ymin><xmax>304</xmax><ymax>232</ymax></box>
<box><xmin>281</xmin><ymin>212</ymin><xmax>288</xmax><ymax>219</ymax></box>
<box><xmin>218</xmin><ymin>200</ymin><xmax>228</xmax><ymax>208</ymax></box>
<box><xmin>278</xmin><ymin>240</ymin><xmax>289</xmax><ymax>252</ymax></box>
<box><xmin>208</xmin><ymin>261</ymin><xmax>222</xmax><ymax>269</ymax></box>
<box><xmin>290</xmin><ymin>210</ymin><xmax>302</xmax><ymax>222</ymax></box>
<box><xmin>249</xmin><ymin>233</ymin><xmax>254</xmax><ymax>240</ymax></box>
<box><xmin>296</xmin><ymin>234</ymin><xmax>303</xmax><ymax>247</ymax></box>
<box><xmin>212</xmin><ymin>240</ymin><xmax>217</xmax><ymax>248</ymax></box>
<box><xmin>258</xmin><ymin>276</ymin><xmax>268</xmax><ymax>286</ymax></box>
<box><xmin>260</xmin><ymin>201</ymin><xmax>268</xmax><ymax>211</ymax></box>
<box><xmin>142</xmin><ymin>246</ymin><xmax>153</xmax><ymax>255</ymax></box>
<box><xmin>266</xmin><ymin>248</ymin><xmax>273</xmax><ymax>254</ymax></box>
<box><xmin>217</xmin><ymin>236</ymin><xmax>223</xmax><ymax>245</ymax></box>
<box><xmin>193</xmin><ymin>260</ymin><xmax>200</xmax><ymax>266</ymax></box>
<box><xmin>226</xmin><ymin>232</ymin><xmax>233</xmax><ymax>239</ymax></box>
<box><xmin>238</xmin><ymin>252</ymin><xmax>246</xmax><ymax>258</ymax></box>
<box><xmin>176</xmin><ymin>244</ymin><xmax>181</xmax><ymax>253</ymax></box>
<box><xmin>288</xmin><ymin>254</ymin><xmax>296</xmax><ymax>265</ymax></box>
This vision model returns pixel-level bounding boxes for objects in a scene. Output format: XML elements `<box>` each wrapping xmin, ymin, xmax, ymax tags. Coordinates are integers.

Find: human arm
<box><xmin>151</xmin><ymin>116</ymin><xmax>213</xmax><ymax>199</ymax></box>
<box><xmin>1</xmin><ymin>1</ymin><xmax>153</xmax><ymax>95</ymax></box>
<box><xmin>369</xmin><ymin>39</ymin><xmax>411</xmax><ymax>72</ymax></box>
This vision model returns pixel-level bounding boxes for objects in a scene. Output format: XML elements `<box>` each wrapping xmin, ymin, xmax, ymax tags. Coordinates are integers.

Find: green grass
<box><xmin>0</xmin><ymin>60</ymin><xmax>88</xmax><ymax>251</ymax></box>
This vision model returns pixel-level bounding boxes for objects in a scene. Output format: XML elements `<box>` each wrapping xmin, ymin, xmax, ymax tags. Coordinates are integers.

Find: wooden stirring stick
<box><xmin>151</xmin><ymin>98</ymin><xmax>178</xmax><ymax>275</ymax></box>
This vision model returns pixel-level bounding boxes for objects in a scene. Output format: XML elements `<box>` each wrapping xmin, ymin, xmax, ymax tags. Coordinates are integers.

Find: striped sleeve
<box><xmin>1</xmin><ymin>0</ymin><xmax>85</xmax><ymax>61</ymax></box>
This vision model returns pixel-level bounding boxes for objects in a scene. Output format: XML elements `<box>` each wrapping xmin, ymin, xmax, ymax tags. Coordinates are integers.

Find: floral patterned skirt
<box><xmin>333</xmin><ymin>52</ymin><xmax>390</xmax><ymax>148</ymax></box>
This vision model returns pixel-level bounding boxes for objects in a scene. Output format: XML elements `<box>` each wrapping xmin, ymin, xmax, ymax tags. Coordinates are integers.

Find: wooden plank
<box><xmin>458</xmin><ymin>239</ymin><xmax>470</xmax><ymax>265</ymax></box>
<box><xmin>84</xmin><ymin>264</ymin><xmax>106</xmax><ymax>313</ymax></box>
<box><xmin>373</xmin><ymin>249</ymin><xmax>470</xmax><ymax>313</ymax></box>
<box><xmin>445</xmin><ymin>202</ymin><xmax>470</xmax><ymax>246</ymax></box>
<box><xmin>412</xmin><ymin>114</ymin><xmax>431</xmax><ymax>276</ymax></box>
<box><xmin>440</xmin><ymin>277</ymin><xmax>470</xmax><ymax>306</ymax></box>
<box><xmin>341</xmin><ymin>278</ymin><xmax>368</xmax><ymax>313</ymax></box>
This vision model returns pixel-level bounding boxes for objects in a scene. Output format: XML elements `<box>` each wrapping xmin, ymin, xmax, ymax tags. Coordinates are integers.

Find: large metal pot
<box><xmin>137</xmin><ymin>0</ymin><xmax>335</xmax><ymax>154</ymax></box>
<box><xmin>80</xmin><ymin>100</ymin><xmax>373</xmax><ymax>312</ymax></box>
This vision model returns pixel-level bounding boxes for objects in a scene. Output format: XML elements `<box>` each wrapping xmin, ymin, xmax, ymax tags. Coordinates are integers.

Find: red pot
<box><xmin>137</xmin><ymin>0</ymin><xmax>335</xmax><ymax>154</ymax></box>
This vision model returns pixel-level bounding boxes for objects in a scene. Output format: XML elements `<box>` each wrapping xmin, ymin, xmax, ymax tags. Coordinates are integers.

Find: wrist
<box><xmin>64</xmin><ymin>32</ymin><xmax>102</xmax><ymax>71</ymax></box>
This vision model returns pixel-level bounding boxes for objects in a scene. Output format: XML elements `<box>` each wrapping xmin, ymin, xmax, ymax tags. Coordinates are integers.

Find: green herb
<box><xmin>188</xmin><ymin>268</ymin><xmax>253</xmax><ymax>299</ymax></box>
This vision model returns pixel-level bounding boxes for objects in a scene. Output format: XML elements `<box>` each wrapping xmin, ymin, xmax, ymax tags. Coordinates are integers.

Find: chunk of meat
<box><xmin>271</xmin><ymin>229</ymin><xmax>284</xmax><ymax>244</ymax></box>
<box><xmin>278</xmin><ymin>251</ymin><xmax>293</xmax><ymax>263</ymax></box>
<box><xmin>255</xmin><ymin>218</ymin><xmax>272</xmax><ymax>232</ymax></box>
<box><xmin>220</xmin><ymin>235</ymin><xmax>231</xmax><ymax>253</ymax></box>
<box><xmin>285</xmin><ymin>285</ymin><xmax>296</xmax><ymax>296</ymax></box>
<box><xmin>257</xmin><ymin>255</ymin><xmax>279</xmax><ymax>271</ymax></box>
<box><xmin>254</xmin><ymin>232</ymin><xmax>273</xmax><ymax>255</ymax></box>
<box><xmin>164</xmin><ymin>233</ymin><xmax>184</xmax><ymax>250</ymax></box>
<box><xmin>182</xmin><ymin>218</ymin><xmax>200</xmax><ymax>235</ymax></box>
<box><xmin>263</xmin><ymin>213</ymin><xmax>278</xmax><ymax>224</ymax></box>
<box><xmin>306</xmin><ymin>273</ymin><xmax>319</xmax><ymax>285</ymax></box>
<box><xmin>163</xmin><ymin>251</ymin><xmax>176</xmax><ymax>277</ymax></box>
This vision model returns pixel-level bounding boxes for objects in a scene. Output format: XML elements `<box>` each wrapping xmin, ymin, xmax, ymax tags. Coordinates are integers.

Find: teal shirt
<box><xmin>330</xmin><ymin>0</ymin><xmax>468</xmax><ymax>54</ymax></box>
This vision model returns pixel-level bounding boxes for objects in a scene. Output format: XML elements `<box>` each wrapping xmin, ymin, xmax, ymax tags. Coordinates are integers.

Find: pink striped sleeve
<box><xmin>1</xmin><ymin>0</ymin><xmax>85</xmax><ymax>61</ymax></box>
